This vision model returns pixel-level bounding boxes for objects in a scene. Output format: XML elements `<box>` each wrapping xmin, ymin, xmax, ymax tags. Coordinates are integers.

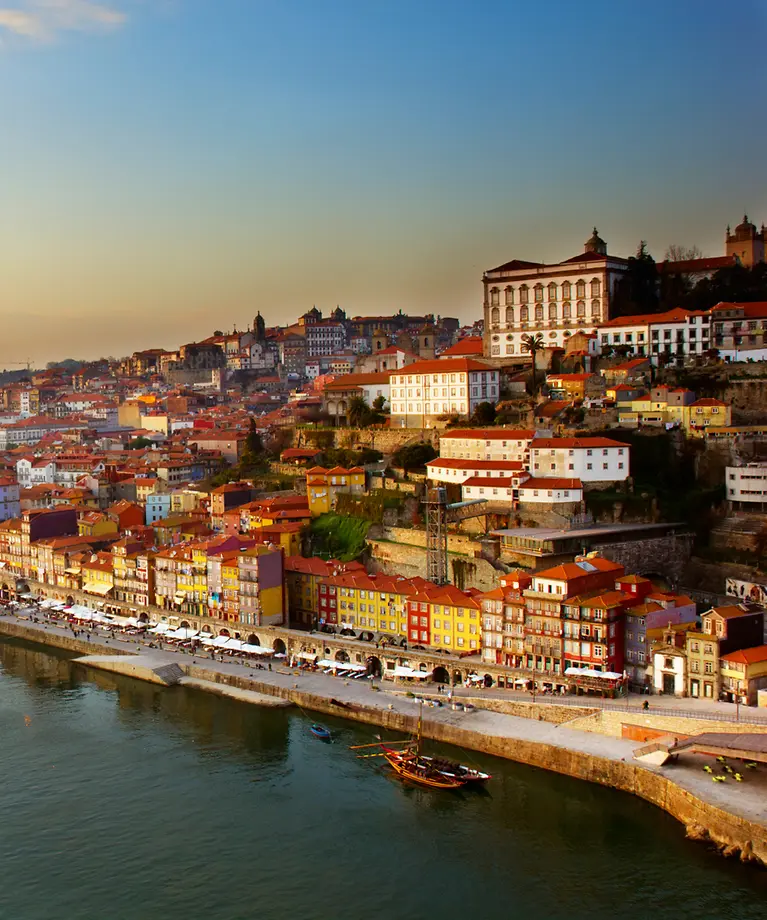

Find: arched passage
<box><xmin>180</xmin><ymin>620</ymin><xmax>191</xmax><ymax>629</ymax></box>
<box><xmin>335</xmin><ymin>649</ymin><xmax>350</xmax><ymax>663</ymax></box>
<box><xmin>366</xmin><ymin>656</ymin><xmax>382</xmax><ymax>678</ymax></box>
<box><xmin>219</xmin><ymin>628</ymin><xmax>230</xmax><ymax>637</ymax></box>
<box><xmin>273</xmin><ymin>638</ymin><xmax>286</xmax><ymax>655</ymax></box>
<box><xmin>432</xmin><ymin>665</ymin><xmax>450</xmax><ymax>685</ymax></box>
<box><xmin>248</xmin><ymin>634</ymin><xmax>261</xmax><ymax>647</ymax></box>
<box><xmin>138</xmin><ymin>612</ymin><xmax>149</xmax><ymax>624</ymax></box>
<box><xmin>66</xmin><ymin>595</ymin><xmax>74</xmax><ymax>607</ymax></box>
<box><xmin>483</xmin><ymin>674</ymin><xmax>494</xmax><ymax>688</ymax></box>
<box><xmin>452</xmin><ymin>670</ymin><xmax>462</xmax><ymax>686</ymax></box>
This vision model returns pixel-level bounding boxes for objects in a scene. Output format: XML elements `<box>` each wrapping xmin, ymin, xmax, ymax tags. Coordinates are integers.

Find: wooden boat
<box><xmin>416</xmin><ymin>754</ymin><xmax>491</xmax><ymax>784</ymax></box>
<box><xmin>383</xmin><ymin>750</ymin><xmax>465</xmax><ymax>789</ymax></box>
<box><xmin>310</xmin><ymin>723</ymin><xmax>332</xmax><ymax>741</ymax></box>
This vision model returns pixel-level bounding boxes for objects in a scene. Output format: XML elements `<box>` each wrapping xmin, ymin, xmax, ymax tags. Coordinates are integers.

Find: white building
<box><xmin>517</xmin><ymin>477</ymin><xmax>583</xmax><ymax>504</ymax></box>
<box><xmin>305</xmin><ymin>321</ymin><xmax>347</xmax><ymax>357</ymax></box>
<box><xmin>15</xmin><ymin>458</ymin><xmax>56</xmax><ymax>488</ymax></box>
<box><xmin>529</xmin><ymin>437</ymin><xmax>629</xmax><ymax>484</ymax></box>
<box><xmin>0</xmin><ymin>476</ymin><xmax>20</xmax><ymax>521</ymax></box>
<box><xmin>437</xmin><ymin>428</ymin><xmax>539</xmax><ymax>462</ymax></box>
<box><xmin>482</xmin><ymin>229</ymin><xmax>629</xmax><ymax>359</ymax></box>
<box><xmin>711</xmin><ymin>301</ymin><xmax>767</xmax><ymax>361</ymax></box>
<box><xmin>427</xmin><ymin>457</ymin><xmax>527</xmax><ymax>485</ymax></box>
<box><xmin>598</xmin><ymin>308</ymin><xmax>712</xmax><ymax>363</ymax></box>
<box><xmin>389</xmin><ymin>358</ymin><xmax>500</xmax><ymax>428</ymax></box>
<box><xmin>726</xmin><ymin>464</ymin><xmax>767</xmax><ymax>509</ymax></box>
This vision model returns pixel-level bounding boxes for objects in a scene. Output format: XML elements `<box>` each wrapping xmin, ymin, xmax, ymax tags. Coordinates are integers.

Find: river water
<box><xmin>0</xmin><ymin>638</ymin><xmax>764</xmax><ymax>920</ymax></box>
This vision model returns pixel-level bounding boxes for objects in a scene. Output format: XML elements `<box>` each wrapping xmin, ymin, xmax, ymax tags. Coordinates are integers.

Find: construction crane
<box><xmin>425</xmin><ymin>486</ymin><xmax>488</xmax><ymax>585</ymax></box>
<box><xmin>2</xmin><ymin>359</ymin><xmax>34</xmax><ymax>371</ymax></box>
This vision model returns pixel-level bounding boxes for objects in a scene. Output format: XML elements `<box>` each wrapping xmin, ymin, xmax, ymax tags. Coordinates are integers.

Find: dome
<box><xmin>584</xmin><ymin>227</ymin><xmax>607</xmax><ymax>255</ymax></box>
<box><xmin>736</xmin><ymin>214</ymin><xmax>756</xmax><ymax>234</ymax></box>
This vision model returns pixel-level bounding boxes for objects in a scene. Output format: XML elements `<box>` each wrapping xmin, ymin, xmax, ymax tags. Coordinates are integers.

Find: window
<box><xmin>534</xmin><ymin>284</ymin><xmax>544</xmax><ymax>302</ymax></box>
<box><xmin>490</xmin><ymin>287</ymin><xmax>499</xmax><ymax>306</ymax></box>
<box><xmin>590</xmin><ymin>279</ymin><xmax>601</xmax><ymax>297</ymax></box>
<box><xmin>548</xmin><ymin>283</ymin><xmax>557</xmax><ymax>301</ymax></box>
<box><xmin>505</xmin><ymin>286</ymin><xmax>513</xmax><ymax>305</ymax></box>
<box><xmin>520</xmin><ymin>305</ymin><xmax>529</xmax><ymax>322</ymax></box>
<box><xmin>535</xmin><ymin>305</ymin><xmax>543</xmax><ymax>320</ymax></box>
<box><xmin>548</xmin><ymin>303</ymin><xmax>557</xmax><ymax>320</ymax></box>
<box><xmin>562</xmin><ymin>281</ymin><xmax>571</xmax><ymax>299</ymax></box>
<box><xmin>704</xmin><ymin>661</ymin><xmax>713</xmax><ymax>674</ymax></box>
<box><xmin>563</xmin><ymin>302</ymin><xmax>571</xmax><ymax>318</ymax></box>
<box><xmin>491</xmin><ymin>307</ymin><xmax>500</xmax><ymax>324</ymax></box>
<box><xmin>577</xmin><ymin>300</ymin><xmax>586</xmax><ymax>317</ymax></box>
<box><xmin>576</xmin><ymin>280</ymin><xmax>586</xmax><ymax>298</ymax></box>
<box><xmin>505</xmin><ymin>306</ymin><xmax>514</xmax><ymax>324</ymax></box>
<box><xmin>519</xmin><ymin>285</ymin><xmax>529</xmax><ymax>304</ymax></box>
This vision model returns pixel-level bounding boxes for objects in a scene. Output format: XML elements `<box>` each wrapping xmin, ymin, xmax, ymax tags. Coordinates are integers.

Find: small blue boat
<box><xmin>310</xmin><ymin>723</ymin><xmax>331</xmax><ymax>741</ymax></box>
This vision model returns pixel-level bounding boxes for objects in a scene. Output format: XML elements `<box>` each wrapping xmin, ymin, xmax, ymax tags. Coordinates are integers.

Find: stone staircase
<box><xmin>150</xmin><ymin>662</ymin><xmax>185</xmax><ymax>686</ymax></box>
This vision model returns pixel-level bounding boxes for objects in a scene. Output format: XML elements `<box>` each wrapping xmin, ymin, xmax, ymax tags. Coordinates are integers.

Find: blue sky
<box><xmin>0</xmin><ymin>0</ymin><xmax>765</xmax><ymax>363</ymax></box>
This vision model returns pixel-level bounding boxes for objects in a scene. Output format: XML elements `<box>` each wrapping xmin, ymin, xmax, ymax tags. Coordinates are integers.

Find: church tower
<box><xmin>417</xmin><ymin>324</ymin><xmax>436</xmax><ymax>360</ymax></box>
<box><xmin>253</xmin><ymin>311</ymin><xmax>266</xmax><ymax>342</ymax></box>
<box><xmin>726</xmin><ymin>215</ymin><xmax>765</xmax><ymax>267</ymax></box>
<box><xmin>372</xmin><ymin>329</ymin><xmax>388</xmax><ymax>353</ymax></box>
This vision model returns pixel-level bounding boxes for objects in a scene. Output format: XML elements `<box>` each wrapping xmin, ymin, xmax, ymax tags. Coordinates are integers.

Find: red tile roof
<box><xmin>721</xmin><ymin>645</ymin><xmax>767</xmax><ymax>665</ymax></box>
<box><xmin>392</xmin><ymin>357</ymin><xmax>495</xmax><ymax>375</ymax></box>
<box><xmin>439</xmin><ymin>337</ymin><xmax>483</xmax><ymax>358</ymax></box>
<box><xmin>519</xmin><ymin>477</ymin><xmax>583</xmax><ymax>490</ymax></box>
<box><xmin>439</xmin><ymin>428</ymin><xmax>536</xmax><ymax>441</ymax></box>
<box><xmin>531</xmin><ymin>437</ymin><xmax>628</xmax><ymax>449</ymax></box>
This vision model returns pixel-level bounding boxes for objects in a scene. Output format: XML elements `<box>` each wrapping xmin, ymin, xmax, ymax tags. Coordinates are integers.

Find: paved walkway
<box><xmin>2</xmin><ymin>607</ymin><xmax>766</xmax><ymax>829</ymax></box>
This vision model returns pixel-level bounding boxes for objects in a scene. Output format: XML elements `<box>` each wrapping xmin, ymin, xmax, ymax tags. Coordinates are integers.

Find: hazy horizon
<box><xmin>1</xmin><ymin>0</ymin><xmax>765</xmax><ymax>365</ymax></box>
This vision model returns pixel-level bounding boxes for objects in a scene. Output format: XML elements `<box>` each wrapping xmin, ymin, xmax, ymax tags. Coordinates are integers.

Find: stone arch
<box><xmin>452</xmin><ymin>670</ymin><xmax>462</xmax><ymax>685</ymax></box>
<box><xmin>432</xmin><ymin>665</ymin><xmax>450</xmax><ymax>685</ymax></box>
<box><xmin>335</xmin><ymin>649</ymin><xmax>350</xmax><ymax>663</ymax></box>
<box><xmin>180</xmin><ymin>620</ymin><xmax>191</xmax><ymax>629</ymax></box>
<box><xmin>200</xmin><ymin>625</ymin><xmax>212</xmax><ymax>635</ymax></box>
<box><xmin>138</xmin><ymin>612</ymin><xmax>149</xmax><ymax>623</ymax></box>
<box><xmin>366</xmin><ymin>655</ymin><xmax>382</xmax><ymax>678</ymax></box>
<box><xmin>273</xmin><ymin>638</ymin><xmax>286</xmax><ymax>655</ymax></box>
<box><xmin>66</xmin><ymin>595</ymin><xmax>74</xmax><ymax>606</ymax></box>
<box><xmin>483</xmin><ymin>674</ymin><xmax>494</xmax><ymax>688</ymax></box>
<box><xmin>248</xmin><ymin>634</ymin><xmax>261</xmax><ymax>647</ymax></box>
<box><xmin>218</xmin><ymin>628</ymin><xmax>230</xmax><ymax>637</ymax></box>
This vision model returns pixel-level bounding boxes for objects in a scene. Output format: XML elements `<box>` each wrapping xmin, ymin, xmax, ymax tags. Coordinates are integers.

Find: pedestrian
<box><xmin>268</xmin><ymin>662</ymin><xmax>272</xmax><ymax>671</ymax></box>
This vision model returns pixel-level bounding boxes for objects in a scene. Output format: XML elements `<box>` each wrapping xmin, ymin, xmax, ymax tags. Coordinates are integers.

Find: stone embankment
<box><xmin>1</xmin><ymin>618</ymin><xmax>765</xmax><ymax>868</ymax></box>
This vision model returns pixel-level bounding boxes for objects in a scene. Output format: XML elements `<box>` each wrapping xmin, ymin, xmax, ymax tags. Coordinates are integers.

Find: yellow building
<box><xmin>720</xmin><ymin>645</ymin><xmax>767</xmax><ymax>705</ymax></box>
<box><xmin>77</xmin><ymin>511</ymin><xmax>118</xmax><ymax>539</ymax></box>
<box><xmin>619</xmin><ymin>390</ymin><xmax>731</xmax><ymax>434</ymax></box>
<box><xmin>80</xmin><ymin>552</ymin><xmax>115</xmax><ymax>598</ymax></box>
<box><xmin>306</xmin><ymin>466</ymin><xmax>366</xmax><ymax>517</ymax></box>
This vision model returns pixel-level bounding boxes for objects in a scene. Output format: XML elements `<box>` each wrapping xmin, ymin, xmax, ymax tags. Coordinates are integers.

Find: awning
<box><xmin>393</xmin><ymin>665</ymin><xmax>431</xmax><ymax>679</ymax></box>
<box><xmin>213</xmin><ymin>635</ymin><xmax>232</xmax><ymax>647</ymax></box>
<box><xmin>318</xmin><ymin>659</ymin><xmax>366</xmax><ymax>672</ymax></box>
<box><xmin>564</xmin><ymin>667</ymin><xmax>623</xmax><ymax>680</ymax></box>
<box><xmin>168</xmin><ymin>628</ymin><xmax>198</xmax><ymax>641</ymax></box>
<box><xmin>297</xmin><ymin>651</ymin><xmax>318</xmax><ymax>661</ymax></box>
<box><xmin>241</xmin><ymin>644</ymin><xmax>274</xmax><ymax>655</ymax></box>
<box><xmin>64</xmin><ymin>567</ymin><xmax>81</xmax><ymax>575</ymax></box>
<box><xmin>173</xmin><ymin>593</ymin><xmax>185</xmax><ymax>603</ymax></box>
<box><xmin>148</xmin><ymin>623</ymin><xmax>170</xmax><ymax>634</ymax></box>
<box><xmin>82</xmin><ymin>583</ymin><xmax>113</xmax><ymax>596</ymax></box>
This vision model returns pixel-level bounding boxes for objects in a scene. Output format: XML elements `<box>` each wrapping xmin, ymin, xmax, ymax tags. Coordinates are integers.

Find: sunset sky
<box><xmin>0</xmin><ymin>0</ymin><xmax>765</xmax><ymax>365</ymax></box>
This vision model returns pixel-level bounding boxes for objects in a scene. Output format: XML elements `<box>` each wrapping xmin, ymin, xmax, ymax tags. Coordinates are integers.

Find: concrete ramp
<box><xmin>178</xmin><ymin>676</ymin><xmax>293</xmax><ymax>707</ymax></box>
<box><xmin>76</xmin><ymin>654</ymin><xmax>186</xmax><ymax>686</ymax></box>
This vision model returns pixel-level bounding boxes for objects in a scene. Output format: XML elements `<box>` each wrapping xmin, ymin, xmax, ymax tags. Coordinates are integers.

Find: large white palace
<box><xmin>481</xmin><ymin>229</ymin><xmax>629</xmax><ymax>359</ymax></box>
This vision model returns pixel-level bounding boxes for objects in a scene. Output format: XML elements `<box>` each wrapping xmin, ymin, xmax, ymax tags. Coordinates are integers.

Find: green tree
<box><xmin>521</xmin><ymin>333</ymin><xmax>544</xmax><ymax>393</ymax></box>
<box><xmin>612</xmin><ymin>241</ymin><xmax>659</xmax><ymax>317</ymax></box>
<box><xmin>391</xmin><ymin>443</ymin><xmax>437</xmax><ymax>471</ymax></box>
<box><xmin>245</xmin><ymin>417</ymin><xmax>263</xmax><ymax>456</ymax></box>
<box><xmin>127</xmin><ymin>436</ymin><xmax>153</xmax><ymax>450</ymax></box>
<box><xmin>347</xmin><ymin>395</ymin><xmax>370</xmax><ymax>428</ymax></box>
<box><xmin>471</xmin><ymin>401</ymin><xmax>497</xmax><ymax>426</ymax></box>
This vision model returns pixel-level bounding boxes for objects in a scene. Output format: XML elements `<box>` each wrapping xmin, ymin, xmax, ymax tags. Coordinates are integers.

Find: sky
<box><xmin>0</xmin><ymin>0</ymin><xmax>766</xmax><ymax>365</ymax></box>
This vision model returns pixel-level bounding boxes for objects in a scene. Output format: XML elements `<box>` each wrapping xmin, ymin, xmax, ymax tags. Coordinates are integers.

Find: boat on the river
<box><xmin>352</xmin><ymin>706</ymin><xmax>490</xmax><ymax>789</ymax></box>
<box><xmin>310</xmin><ymin>723</ymin><xmax>332</xmax><ymax>741</ymax></box>
<box><xmin>383</xmin><ymin>749</ymin><xmax>465</xmax><ymax>789</ymax></box>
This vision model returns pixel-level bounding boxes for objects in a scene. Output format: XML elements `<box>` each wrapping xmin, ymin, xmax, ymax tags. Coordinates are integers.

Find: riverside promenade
<box><xmin>1</xmin><ymin>606</ymin><xmax>766</xmax><ymax>866</ymax></box>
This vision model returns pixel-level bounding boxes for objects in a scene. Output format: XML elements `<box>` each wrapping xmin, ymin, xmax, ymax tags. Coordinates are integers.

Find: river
<box><xmin>0</xmin><ymin>638</ymin><xmax>764</xmax><ymax>920</ymax></box>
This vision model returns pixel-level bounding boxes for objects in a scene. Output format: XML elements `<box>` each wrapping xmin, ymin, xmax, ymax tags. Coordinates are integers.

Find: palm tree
<box><xmin>521</xmin><ymin>333</ymin><xmax>545</xmax><ymax>393</ymax></box>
